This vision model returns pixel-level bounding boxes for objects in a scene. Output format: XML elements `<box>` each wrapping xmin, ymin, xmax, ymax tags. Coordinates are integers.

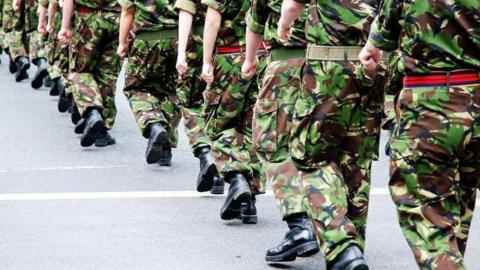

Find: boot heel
<box><xmin>297</xmin><ymin>241</ymin><xmax>320</xmax><ymax>257</ymax></box>
<box><xmin>241</xmin><ymin>214</ymin><xmax>258</xmax><ymax>224</ymax></box>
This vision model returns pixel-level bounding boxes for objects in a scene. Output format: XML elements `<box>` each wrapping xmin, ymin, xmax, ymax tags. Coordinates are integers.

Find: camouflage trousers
<box><xmin>389</xmin><ymin>77</ymin><xmax>480</xmax><ymax>270</ymax></box>
<box><xmin>123</xmin><ymin>37</ymin><xmax>182</xmax><ymax>147</ymax></box>
<box><xmin>253</xmin><ymin>55</ymin><xmax>308</xmax><ymax>217</ymax></box>
<box><xmin>288</xmin><ymin>59</ymin><xmax>385</xmax><ymax>263</ymax></box>
<box><xmin>69</xmin><ymin>11</ymin><xmax>121</xmax><ymax>130</ymax></box>
<box><xmin>177</xmin><ymin>40</ymin><xmax>210</xmax><ymax>152</ymax></box>
<box><xmin>46</xmin><ymin>11</ymin><xmax>69</xmax><ymax>81</ymax></box>
<box><xmin>204</xmin><ymin>52</ymin><xmax>266</xmax><ymax>193</ymax></box>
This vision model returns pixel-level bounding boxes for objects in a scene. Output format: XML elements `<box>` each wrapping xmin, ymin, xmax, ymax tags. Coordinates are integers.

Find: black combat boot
<box><xmin>74</xmin><ymin>119</ymin><xmax>86</xmax><ymax>134</ymax></box>
<box><xmin>145</xmin><ymin>123</ymin><xmax>168</xmax><ymax>164</ymax></box>
<box><xmin>80</xmin><ymin>109</ymin><xmax>104</xmax><ymax>147</ymax></box>
<box><xmin>71</xmin><ymin>104</ymin><xmax>82</xmax><ymax>124</ymax></box>
<box><xmin>49</xmin><ymin>77</ymin><xmax>61</xmax><ymax>96</ymax></box>
<box><xmin>95</xmin><ymin>130</ymin><xmax>116</xmax><ymax>147</ymax></box>
<box><xmin>220</xmin><ymin>173</ymin><xmax>252</xmax><ymax>220</ymax></box>
<box><xmin>44</xmin><ymin>75</ymin><xmax>53</xmax><ymax>88</ymax></box>
<box><xmin>194</xmin><ymin>147</ymin><xmax>219</xmax><ymax>192</ymax></box>
<box><xmin>157</xmin><ymin>146</ymin><xmax>172</xmax><ymax>166</ymax></box>
<box><xmin>31</xmin><ymin>58</ymin><xmax>49</xmax><ymax>89</ymax></box>
<box><xmin>330</xmin><ymin>246</ymin><xmax>368</xmax><ymax>270</ymax></box>
<box><xmin>210</xmin><ymin>175</ymin><xmax>225</xmax><ymax>194</ymax></box>
<box><xmin>6</xmin><ymin>48</ymin><xmax>17</xmax><ymax>74</ymax></box>
<box><xmin>15</xmin><ymin>56</ymin><xmax>30</xmax><ymax>82</ymax></box>
<box><xmin>57</xmin><ymin>80</ymin><xmax>71</xmax><ymax>113</ymax></box>
<box><xmin>240</xmin><ymin>196</ymin><xmax>257</xmax><ymax>224</ymax></box>
<box><xmin>266</xmin><ymin>213</ymin><xmax>320</xmax><ymax>262</ymax></box>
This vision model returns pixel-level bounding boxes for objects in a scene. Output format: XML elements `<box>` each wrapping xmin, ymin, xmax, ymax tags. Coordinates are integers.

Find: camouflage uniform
<box><xmin>200</xmin><ymin>0</ymin><xmax>265</xmax><ymax>193</ymax></box>
<box><xmin>68</xmin><ymin>0</ymin><xmax>122</xmax><ymax>130</ymax></box>
<box><xmin>369</xmin><ymin>0</ymin><xmax>480</xmax><ymax>268</ymax></box>
<box><xmin>0</xmin><ymin>0</ymin><xmax>5</xmax><ymax>50</ymax></box>
<box><xmin>246</xmin><ymin>0</ymin><xmax>309</xmax><ymax>217</ymax></box>
<box><xmin>174</xmin><ymin>0</ymin><xmax>211</xmax><ymax>153</ymax></box>
<box><xmin>7</xmin><ymin>0</ymin><xmax>45</xmax><ymax>63</ymax></box>
<box><xmin>44</xmin><ymin>0</ymin><xmax>69</xmax><ymax>82</ymax></box>
<box><xmin>119</xmin><ymin>0</ymin><xmax>182</xmax><ymax>147</ymax></box>
<box><xmin>287</xmin><ymin>0</ymin><xmax>386</xmax><ymax>264</ymax></box>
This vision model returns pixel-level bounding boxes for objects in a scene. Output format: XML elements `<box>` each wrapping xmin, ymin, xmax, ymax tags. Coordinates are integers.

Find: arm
<box><xmin>241</xmin><ymin>29</ymin><xmax>263</xmax><ymax>78</ymax></box>
<box><xmin>117</xmin><ymin>7</ymin><xmax>134</xmax><ymax>58</ymax></box>
<box><xmin>278</xmin><ymin>0</ymin><xmax>305</xmax><ymax>40</ymax></box>
<box><xmin>46</xmin><ymin>1</ymin><xmax>58</xmax><ymax>34</ymax></box>
<box><xmin>58</xmin><ymin>0</ymin><xmax>73</xmax><ymax>44</ymax></box>
<box><xmin>176</xmin><ymin>9</ymin><xmax>193</xmax><ymax>76</ymax></box>
<box><xmin>37</xmin><ymin>4</ymin><xmax>48</xmax><ymax>37</ymax></box>
<box><xmin>201</xmin><ymin>7</ymin><xmax>221</xmax><ymax>84</ymax></box>
<box><xmin>242</xmin><ymin>0</ymin><xmax>267</xmax><ymax>77</ymax></box>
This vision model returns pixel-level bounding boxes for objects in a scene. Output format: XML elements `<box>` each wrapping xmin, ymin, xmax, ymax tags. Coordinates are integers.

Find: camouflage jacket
<box><xmin>75</xmin><ymin>0</ymin><xmax>121</xmax><ymax>13</ymax></box>
<box><xmin>174</xmin><ymin>0</ymin><xmax>206</xmax><ymax>40</ymax></box>
<box><xmin>118</xmin><ymin>0</ymin><xmax>178</xmax><ymax>32</ymax></box>
<box><xmin>295</xmin><ymin>0</ymin><xmax>380</xmax><ymax>46</ymax></box>
<box><xmin>369</xmin><ymin>0</ymin><xmax>480</xmax><ymax>73</ymax></box>
<box><xmin>201</xmin><ymin>0</ymin><xmax>250</xmax><ymax>47</ymax></box>
<box><xmin>247</xmin><ymin>0</ymin><xmax>307</xmax><ymax>50</ymax></box>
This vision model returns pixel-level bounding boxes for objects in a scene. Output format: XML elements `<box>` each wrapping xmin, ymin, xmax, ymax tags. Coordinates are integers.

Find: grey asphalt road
<box><xmin>0</xmin><ymin>54</ymin><xmax>479</xmax><ymax>270</ymax></box>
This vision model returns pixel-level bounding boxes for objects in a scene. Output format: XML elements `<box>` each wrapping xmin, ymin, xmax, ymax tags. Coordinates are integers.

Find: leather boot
<box><xmin>71</xmin><ymin>104</ymin><xmax>81</xmax><ymax>124</ymax></box>
<box><xmin>95</xmin><ymin>130</ymin><xmax>116</xmax><ymax>147</ymax></box>
<box><xmin>266</xmin><ymin>213</ymin><xmax>320</xmax><ymax>262</ymax></box>
<box><xmin>220</xmin><ymin>173</ymin><xmax>252</xmax><ymax>220</ymax></box>
<box><xmin>210</xmin><ymin>175</ymin><xmax>225</xmax><ymax>195</ymax></box>
<box><xmin>57</xmin><ymin>80</ymin><xmax>71</xmax><ymax>113</ymax></box>
<box><xmin>145</xmin><ymin>123</ymin><xmax>168</xmax><ymax>164</ymax></box>
<box><xmin>49</xmin><ymin>77</ymin><xmax>61</xmax><ymax>96</ymax></box>
<box><xmin>7</xmin><ymin>48</ymin><xmax>17</xmax><ymax>74</ymax></box>
<box><xmin>157</xmin><ymin>146</ymin><xmax>172</xmax><ymax>166</ymax></box>
<box><xmin>80</xmin><ymin>109</ymin><xmax>104</xmax><ymax>147</ymax></box>
<box><xmin>74</xmin><ymin>119</ymin><xmax>86</xmax><ymax>134</ymax></box>
<box><xmin>44</xmin><ymin>75</ymin><xmax>53</xmax><ymax>88</ymax></box>
<box><xmin>31</xmin><ymin>58</ymin><xmax>49</xmax><ymax>89</ymax></box>
<box><xmin>330</xmin><ymin>246</ymin><xmax>368</xmax><ymax>270</ymax></box>
<box><xmin>194</xmin><ymin>147</ymin><xmax>219</xmax><ymax>192</ymax></box>
<box><xmin>240</xmin><ymin>196</ymin><xmax>257</xmax><ymax>224</ymax></box>
<box><xmin>15</xmin><ymin>56</ymin><xmax>30</xmax><ymax>82</ymax></box>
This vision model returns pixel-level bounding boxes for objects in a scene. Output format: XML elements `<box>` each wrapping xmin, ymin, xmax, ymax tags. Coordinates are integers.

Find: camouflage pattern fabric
<box><xmin>75</xmin><ymin>0</ymin><xmax>121</xmax><ymax>13</ymax></box>
<box><xmin>175</xmin><ymin>0</ymin><xmax>211</xmax><ymax>152</ymax></box>
<box><xmin>0</xmin><ymin>0</ymin><xmax>5</xmax><ymax>49</ymax></box>
<box><xmin>123</xmin><ymin>38</ymin><xmax>181</xmax><ymax>147</ymax></box>
<box><xmin>204</xmin><ymin>52</ymin><xmax>266</xmax><ymax>194</ymax></box>
<box><xmin>45</xmin><ymin>2</ymin><xmax>68</xmax><ymax>80</ymax></box>
<box><xmin>68</xmin><ymin>11</ymin><xmax>121</xmax><ymax>130</ymax></box>
<box><xmin>118</xmin><ymin>0</ymin><xmax>178</xmax><ymax>32</ymax></box>
<box><xmin>389</xmin><ymin>82</ymin><xmax>480</xmax><ymax>269</ymax></box>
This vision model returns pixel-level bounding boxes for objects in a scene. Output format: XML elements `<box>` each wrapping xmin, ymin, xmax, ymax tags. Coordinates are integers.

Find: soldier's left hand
<box><xmin>201</xmin><ymin>62</ymin><xmax>214</xmax><ymax>85</ymax></box>
<box><xmin>12</xmin><ymin>0</ymin><xmax>21</xmax><ymax>11</ymax></box>
<box><xmin>277</xmin><ymin>20</ymin><xmax>293</xmax><ymax>41</ymax></box>
<box><xmin>359</xmin><ymin>42</ymin><xmax>383</xmax><ymax>71</ymax></box>
<box><xmin>176</xmin><ymin>53</ymin><xmax>188</xmax><ymax>76</ymax></box>
<box><xmin>241</xmin><ymin>58</ymin><xmax>258</xmax><ymax>79</ymax></box>
<box><xmin>58</xmin><ymin>27</ymin><xmax>72</xmax><ymax>44</ymax></box>
<box><xmin>38</xmin><ymin>23</ymin><xmax>47</xmax><ymax>37</ymax></box>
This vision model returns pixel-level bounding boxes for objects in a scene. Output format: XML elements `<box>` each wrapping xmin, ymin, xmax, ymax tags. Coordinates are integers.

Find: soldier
<box><xmin>175</xmin><ymin>0</ymin><xmax>223</xmax><ymax>193</ymax></box>
<box><xmin>0</xmin><ymin>0</ymin><xmax>4</xmax><ymax>63</ymax></box>
<box><xmin>200</xmin><ymin>0</ymin><xmax>265</xmax><ymax>223</ymax></box>
<box><xmin>59</xmin><ymin>0</ymin><xmax>121</xmax><ymax>147</ymax></box>
<box><xmin>10</xmin><ymin>0</ymin><xmax>50</xmax><ymax>87</ymax></box>
<box><xmin>2</xmin><ymin>0</ymin><xmax>18</xmax><ymax>73</ymax></box>
<box><xmin>359</xmin><ymin>0</ymin><xmax>480</xmax><ymax>268</ymax></box>
<box><xmin>242</xmin><ymin>0</ymin><xmax>319</xmax><ymax>260</ymax></box>
<box><xmin>278</xmin><ymin>0</ymin><xmax>387</xmax><ymax>268</ymax></box>
<box><xmin>116</xmin><ymin>0</ymin><xmax>181</xmax><ymax>166</ymax></box>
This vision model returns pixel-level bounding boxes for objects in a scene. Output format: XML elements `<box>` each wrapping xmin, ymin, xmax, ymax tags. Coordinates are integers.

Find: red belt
<box><xmin>77</xmin><ymin>5</ymin><xmax>96</xmax><ymax>13</ymax></box>
<box><xmin>217</xmin><ymin>44</ymin><xmax>265</xmax><ymax>55</ymax></box>
<box><xmin>404</xmin><ymin>70</ymin><xmax>480</xmax><ymax>87</ymax></box>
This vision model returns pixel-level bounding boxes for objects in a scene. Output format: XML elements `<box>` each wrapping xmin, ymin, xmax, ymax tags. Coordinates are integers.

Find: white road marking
<box><xmin>0</xmin><ymin>165</ymin><xmax>146</xmax><ymax>173</ymax></box>
<box><xmin>0</xmin><ymin>188</ymin><xmax>393</xmax><ymax>201</ymax></box>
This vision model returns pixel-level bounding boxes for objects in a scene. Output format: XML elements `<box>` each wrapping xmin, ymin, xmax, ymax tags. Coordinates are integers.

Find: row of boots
<box><xmin>5</xmin><ymin>48</ymin><xmax>51</xmax><ymax>88</ymax></box>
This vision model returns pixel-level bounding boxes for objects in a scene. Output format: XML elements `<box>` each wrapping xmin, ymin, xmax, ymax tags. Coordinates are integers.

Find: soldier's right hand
<box><xmin>241</xmin><ymin>58</ymin><xmax>258</xmax><ymax>79</ymax></box>
<box><xmin>58</xmin><ymin>27</ymin><xmax>72</xmax><ymax>44</ymax></box>
<box><xmin>117</xmin><ymin>43</ymin><xmax>128</xmax><ymax>59</ymax></box>
<box><xmin>12</xmin><ymin>0</ymin><xmax>21</xmax><ymax>11</ymax></box>
<box><xmin>38</xmin><ymin>23</ymin><xmax>47</xmax><ymax>37</ymax></box>
<box><xmin>176</xmin><ymin>53</ymin><xmax>188</xmax><ymax>76</ymax></box>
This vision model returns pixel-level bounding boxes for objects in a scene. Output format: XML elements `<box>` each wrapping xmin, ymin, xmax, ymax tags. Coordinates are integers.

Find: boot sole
<box><xmin>241</xmin><ymin>214</ymin><xmax>258</xmax><ymax>224</ymax></box>
<box><xmin>146</xmin><ymin>131</ymin><xmax>168</xmax><ymax>164</ymax></box>
<box><xmin>346</xmin><ymin>261</ymin><xmax>369</xmax><ymax>270</ymax></box>
<box><xmin>220</xmin><ymin>187</ymin><xmax>252</xmax><ymax>220</ymax></box>
<box><xmin>265</xmin><ymin>241</ymin><xmax>320</xmax><ymax>262</ymax></box>
<box><xmin>95</xmin><ymin>138</ymin><xmax>116</xmax><ymax>147</ymax></box>
<box><xmin>210</xmin><ymin>185</ymin><xmax>225</xmax><ymax>195</ymax></box>
<box><xmin>31</xmin><ymin>69</ymin><xmax>49</xmax><ymax>89</ymax></box>
<box><xmin>158</xmin><ymin>158</ymin><xmax>172</xmax><ymax>167</ymax></box>
<box><xmin>15</xmin><ymin>63</ymin><xmax>30</xmax><ymax>82</ymax></box>
<box><xmin>196</xmin><ymin>163</ymin><xmax>217</xmax><ymax>192</ymax></box>
<box><xmin>80</xmin><ymin>120</ymin><xmax>104</xmax><ymax>147</ymax></box>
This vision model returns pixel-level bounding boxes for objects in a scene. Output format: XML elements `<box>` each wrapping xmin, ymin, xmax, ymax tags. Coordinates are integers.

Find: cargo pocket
<box><xmin>203</xmin><ymin>89</ymin><xmax>222</xmax><ymax>138</ymax></box>
<box><xmin>289</xmin><ymin>98</ymin><xmax>316</xmax><ymax>163</ymax></box>
<box><xmin>252</xmin><ymin>99</ymin><xmax>278</xmax><ymax>153</ymax></box>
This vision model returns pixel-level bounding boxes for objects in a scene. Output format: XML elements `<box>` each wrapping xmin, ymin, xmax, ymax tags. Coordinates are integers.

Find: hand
<box><xmin>38</xmin><ymin>23</ymin><xmax>47</xmax><ymax>37</ymax></box>
<box><xmin>58</xmin><ymin>27</ymin><xmax>72</xmax><ymax>44</ymax></box>
<box><xmin>241</xmin><ymin>58</ymin><xmax>259</xmax><ymax>79</ymax></box>
<box><xmin>59</xmin><ymin>0</ymin><xmax>64</xmax><ymax>8</ymax></box>
<box><xmin>277</xmin><ymin>20</ymin><xmax>292</xmax><ymax>41</ymax></box>
<box><xmin>12</xmin><ymin>0</ymin><xmax>21</xmax><ymax>11</ymax></box>
<box><xmin>359</xmin><ymin>42</ymin><xmax>383</xmax><ymax>71</ymax></box>
<box><xmin>46</xmin><ymin>22</ymin><xmax>53</xmax><ymax>34</ymax></box>
<box><xmin>176</xmin><ymin>53</ymin><xmax>188</xmax><ymax>76</ymax></box>
<box><xmin>117</xmin><ymin>42</ymin><xmax>128</xmax><ymax>59</ymax></box>
<box><xmin>201</xmin><ymin>62</ymin><xmax>214</xmax><ymax>85</ymax></box>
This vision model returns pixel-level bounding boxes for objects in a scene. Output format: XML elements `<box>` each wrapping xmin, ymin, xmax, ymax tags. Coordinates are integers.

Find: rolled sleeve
<box><xmin>174</xmin><ymin>0</ymin><xmax>197</xmax><ymax>15</ymax></box>
<box><xmin>39</xmin><ymin>0</ymin><xmax>49</xmax><ymax>7</ymax></box>
<box><xmin>118</xmin><ymin>0</ymin><xmax>136</xmax><ymax>13</ymax></box>
<box><xmin>201</xmin><ymin>0</ymin><xmax>225</xmax><ymax>13</ymax></box>
<box><xmin>367</xmin><ymin>0</ymin><xmax>402</xmax><ymax>51</ymax></box>
<box><xmin>246</xmin><ymin>12</ymin><xmax>264</xmax><ymax>35</ymax></box>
